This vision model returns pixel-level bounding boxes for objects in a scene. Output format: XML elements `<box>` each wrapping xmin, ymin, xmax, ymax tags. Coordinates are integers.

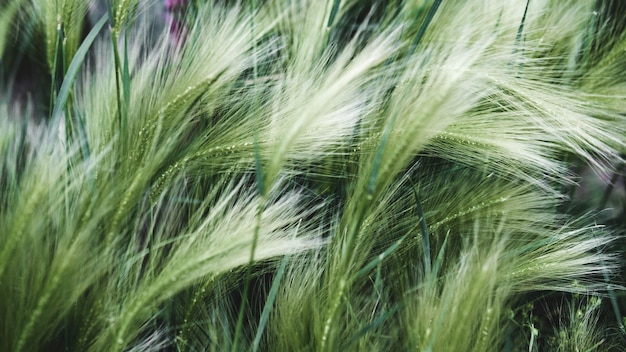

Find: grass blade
<box><xmin>51</xmin><ymin>14</ymin><xmax>109</xmax><ymax>123</ymax></box>
<box><xmin>411</xmin><ymin>186</ymin><xmax>431</xmax><ymax>275</ymax></box>
<box><xmin>327</xmin><ymin>0</ymin><xmax>342</xmax><ymax>27</ymax></box>
<box><xmin>408</xmin><ymin>0</ymin><xmax>442</xmax><ymax>56</ymax></box>
<box><xmin>346</xmin><ymin>305</ymin><xmax>400</xmax><ymax>347</ymax></box>
<box><xmin>354</xmin><ymin>235</ymin><xmax>406</xmax><ymax>281</ymax></box>
<box><xmin>252</xmin><ymin>255</ymin><xmax>290</xmax><ymax>352</ymax></box>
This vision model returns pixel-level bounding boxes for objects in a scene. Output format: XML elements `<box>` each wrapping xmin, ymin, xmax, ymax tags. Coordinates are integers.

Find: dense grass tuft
<box><xmin>1</xmin><ymin>0</ymin><xmax>625</xmax><ymax>350</ymax></box>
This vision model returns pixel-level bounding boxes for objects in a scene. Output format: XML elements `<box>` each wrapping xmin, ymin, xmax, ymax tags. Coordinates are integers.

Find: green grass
<box><xmin>1</xmin><ymin>0</ymin><xmax>626</xmax><ymax>350</ymax></box>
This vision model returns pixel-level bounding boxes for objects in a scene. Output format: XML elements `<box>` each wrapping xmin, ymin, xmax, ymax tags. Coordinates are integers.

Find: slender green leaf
<box><xmin>51</xmin><ymin>14</ymin><xmax>109</xmax><ymax>122</ymax></box>
<box><xmin>252</xmin><ymin>255</ymin><xmax>290</xmax><ymax>352</ymax></box>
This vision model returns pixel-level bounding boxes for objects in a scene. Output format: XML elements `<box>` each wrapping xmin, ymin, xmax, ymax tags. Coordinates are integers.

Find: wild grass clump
<box><xmin>1</xmin><ymin>0</ymin><xmax>625</xmax><ymax>350</ymax></box>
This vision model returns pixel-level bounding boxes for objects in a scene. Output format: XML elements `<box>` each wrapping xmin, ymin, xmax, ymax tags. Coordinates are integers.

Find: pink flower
<box><xmin>165</xmin><ymin>0</ymin><xmax>188</xmax><ymax>47</ymax></box>
<box><xmin>165</xmin><ymin>0</ymin><xmax>187</xmax><ymax>11</ymax></box>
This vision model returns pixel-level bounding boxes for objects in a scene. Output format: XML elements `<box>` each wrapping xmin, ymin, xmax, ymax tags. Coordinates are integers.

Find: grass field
<box><xmin>1</xmin><ymin>0</ymin><xmax>626</xmax><ymax>350</ymax></box>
